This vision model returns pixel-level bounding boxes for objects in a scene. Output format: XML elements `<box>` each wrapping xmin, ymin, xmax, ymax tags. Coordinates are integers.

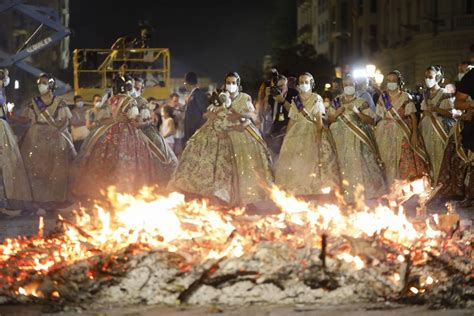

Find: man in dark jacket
<box><xmin>183</xmin><ymin>72</ymin><xmax>208</xmax><ymax>144</ymax></box>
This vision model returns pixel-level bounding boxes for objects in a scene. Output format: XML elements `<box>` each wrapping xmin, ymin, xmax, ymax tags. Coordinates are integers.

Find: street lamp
<box><xmin>366</xmin><ymin>64</ymin><xmax>376</xmax><ymax>77</ymax></box>
<box><xmin>353</xmin><ymin>68</ymin><xmax>367</xmax><ymax>79</ymax></box>
<box><xmin>374</xmin><ymin>70</ymin><xmax>384</xmax><ymax>85</ymax></box>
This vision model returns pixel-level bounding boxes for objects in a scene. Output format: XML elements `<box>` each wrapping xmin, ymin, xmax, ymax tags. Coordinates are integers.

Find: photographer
<box><xmin>262</xmin><ymin>70</ymin><xmax>298</xmax><ymax>156</ymax></box>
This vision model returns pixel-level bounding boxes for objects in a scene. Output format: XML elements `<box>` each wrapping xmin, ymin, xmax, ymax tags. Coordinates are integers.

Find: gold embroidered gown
<box><xmin>170</xmin><ymin>93</ymin><xmax>273</xmax><ymax>206</ymax></box>
<box><xmin>328</xmin><ymin>97</ymin><xmax>387</xmax><ymax>202</ymax></box>
<box><xmin>418</xmin><ymin>88</ymin><xmax>454</xmax><ymax>184</ymax></box>
<box><xmin>20</xmin><ymin>96</ymin><xmax>76</xmax><ymax>204</ymax></box>
<box><xmin>0</xmin><ymin>105</ymin><xmax>32</xmax><ymax>204</ymax></box>
<box><xmin>375</xmin><ymin>92</ymin><xmax>428</xmax><ymax>187</ymax></box>
<box><xmin>275</xmin><ymin>93</ymin><xmax>341</xmax><ymax>195</ymax></box>
<box><xmin>72</xmin><ymin>95</ymin><xmax>160</xmax><ymax>199</ymax></box>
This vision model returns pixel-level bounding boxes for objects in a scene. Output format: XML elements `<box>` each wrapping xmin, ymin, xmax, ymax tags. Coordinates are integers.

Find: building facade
<box><xmin>297</xmin><ymin>0</ymin><xmax>474</xmax><ymax>86</ymax></box>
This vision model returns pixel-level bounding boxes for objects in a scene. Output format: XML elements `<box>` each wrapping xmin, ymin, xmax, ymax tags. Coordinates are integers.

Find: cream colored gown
<box><xmin>328</xmin><ymin>97</ymin><xmax>387</xmax><ymax>202</ymax></box>
<box><xmin>170</xmin><ymin>93</ymin><xmax>273</xmax><ymax>206</ymax></box>
<box><xmin>275</xmin><ymin>92</ymin><xmax>341</xmax><ymax>195</ymax></box>
<box><xmin>418</xmin><ymin>88</ymin><xmax>454</xmax><ymax>184</ymax></box>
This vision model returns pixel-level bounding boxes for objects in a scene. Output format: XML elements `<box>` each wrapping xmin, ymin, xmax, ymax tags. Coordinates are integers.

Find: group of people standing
<box><xmin>257</xmin><ymin>64</ymin><xmax>473</xmax><ymax>206</ymax></box>
<box><xmin>0</xmin><ymin>63</ymin><xmax>473</xmax><ymax>215</ymax></box>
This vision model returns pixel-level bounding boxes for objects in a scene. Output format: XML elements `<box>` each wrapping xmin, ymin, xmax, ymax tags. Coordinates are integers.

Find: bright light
<box><xmin>374</xmin><ymin>71</ymin><xmax>384</xmax><ymax>85</ymax></box>
<box><xmin>353</xmin><ymin>68</ymin><xmax>367</xmax><ymax>79</ymax></box>
<box><xmin>6</xmin><ymin>102</ymin><xmax>15</xmax><ymax>112</ymax></box>
<box><xmin>324</xmin><ymin>83</ymin><xmax>331</xmax><ymax>90</ymax></box>
<box><xmin>366</xmin><ymin>64</ymin><xmax>376</xmax><ymax>77</ymax></box>
<box><xmin>14</xmin><ymin>80</ymin><xmax>19</xmax><ymax>90</ymax></box>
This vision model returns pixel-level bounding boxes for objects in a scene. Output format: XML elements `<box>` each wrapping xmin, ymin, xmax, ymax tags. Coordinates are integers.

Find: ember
<box><xmin>0</xmin><ymin>182</ymin><xmax>472</xmax><ymax>310</ymax></box>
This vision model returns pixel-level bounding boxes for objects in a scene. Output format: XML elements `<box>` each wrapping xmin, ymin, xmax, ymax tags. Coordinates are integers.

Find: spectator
<box><xmin>70</xmin><ymin>95</ymin><xmax>90</xmax><ymax>152</ymax></box>
<box><xmin>160</xmin><ymin>105</ymin><xmax>176</xmax><ymax>150</ymax></box>
<box><xmin>167</xmin><ymin>92</ymin><xmax>185</xmax><ymax>155</ymax></box>
<box><xmin>183</xmin><ymin>72</ymin><xmax>208</xmax><ymax>144</ymax></box>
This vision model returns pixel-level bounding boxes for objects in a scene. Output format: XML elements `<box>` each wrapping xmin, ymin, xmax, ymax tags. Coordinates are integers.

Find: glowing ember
<box><xmin>0</xmin><ymin>179</ymin><xmax>470</xmax><ymax>308</ymax></box>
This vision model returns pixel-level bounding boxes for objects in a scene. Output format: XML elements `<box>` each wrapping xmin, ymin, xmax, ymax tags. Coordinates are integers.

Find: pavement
<box><xmin>0</xmin><ymin>303</ymin><xmax>472</xmax><ymax>316</ymax></box>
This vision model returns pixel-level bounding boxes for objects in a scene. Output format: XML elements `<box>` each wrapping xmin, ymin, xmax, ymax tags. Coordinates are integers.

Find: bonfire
<box><xmin>0</xmin><ymin>179</ymin><xmax>472</xmax><ymax>311</ymax></box>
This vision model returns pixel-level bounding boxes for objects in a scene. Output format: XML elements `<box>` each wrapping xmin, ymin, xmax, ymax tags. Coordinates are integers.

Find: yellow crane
<box><xmin>72</xmin><ymin>40</ymin><xmax>170</xmax><ymax>100</ymax></box>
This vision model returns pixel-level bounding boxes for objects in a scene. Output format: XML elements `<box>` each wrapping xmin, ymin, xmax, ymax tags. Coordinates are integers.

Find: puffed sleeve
<box><xmin>312</xmin><ymin>94</ymin><xmax>325</xmax><ymax>115</ymax></box>
<box><xmin>23</xmin><ymin>102</ymin><xmax>36</xmax><ymax>121</ymax></box>
<box><xmin>404</xmin><ymin>96</ymin><xmax>417</xmax><ymax>116</ymax></box>
<box><xmin>127</xmin><ymin>105</ymin><xmax>139</xmax><ymax>119</ymax></box>
<box><xmin>58</xmin><ymin>103</ymin><xmax>72</xmax><ymax>121</ymax></box>
<box><xmin>439</xmin><ymin>96</ymin><xmax>454</xmax><ymax>110</ymax></box>
<box><xmin>420</xmin><ymin>99</ymin><xmax>427</xmax><ymax>111</ymax></box>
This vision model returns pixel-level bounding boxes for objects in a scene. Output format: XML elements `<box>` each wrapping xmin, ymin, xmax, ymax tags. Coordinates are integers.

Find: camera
<box><xmin>270</xmin><ymin>85</ymin><xmax>281</xmax><ymax>96</ymax></box>
<box><xmin>269</xmin><ymin>68</ymin><xmax>281</xmax><ymax>96</ymax></box>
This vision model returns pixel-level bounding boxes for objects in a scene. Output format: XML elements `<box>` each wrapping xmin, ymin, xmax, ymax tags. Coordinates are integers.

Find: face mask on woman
<box><xmin>425</xmin><ymin>78</ymin><xmax>437</xmax><ymax>88</ymax></box>
<box><xmin>299</xmin><ymin>83</ymin><xmax>311</xmax><ymax>93</ymax></box>
<box><xmin>38</xmin><ymin>84</ymin><xmax>49</xmax><ymax>95</ymax></box>
<box><xmin>344</xmin><ymin>86</ymin><xmax>355</xmax><ymax>95</ymax></box>
<box><xmin>226</xmin><ymin>83</ymin><xmax>238</xmax><ymax>93</ymax></box>
<box><xmin>94</xmin><ymin>101</ymin><xmax>102</xmax><ymax>108</ymax></box>
<box><xmin>387</xmin><ymin>82</ymin><xmax>398</xmax><ymax>91</ymax></box>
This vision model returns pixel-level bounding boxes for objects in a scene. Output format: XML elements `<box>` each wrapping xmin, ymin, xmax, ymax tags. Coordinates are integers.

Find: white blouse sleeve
<box><xmin>312</xmin><ymin>95</ymin><xmax>325</xmax><ymax>116</ymax></box>
<box><xmin>439</xmin><ymin>97</ymin><xmax>454</xmax><ymax>110</ymax></box>
<box><xmin>127</xmin><ymin>105</ymin><xmax>139</xmax><ymax>119</ymax></box>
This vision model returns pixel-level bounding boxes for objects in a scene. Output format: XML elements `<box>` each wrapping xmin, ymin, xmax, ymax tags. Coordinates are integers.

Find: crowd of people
<box><xmin>0</xmin><ymin>61</ymin><xmax>473</xmax><ymax>216</ymax></box>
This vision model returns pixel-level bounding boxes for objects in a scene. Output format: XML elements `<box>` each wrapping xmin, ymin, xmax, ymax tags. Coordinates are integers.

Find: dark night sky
<box><xmin>70</xmin><ymin>0</ymin><xmax>275</xmax><ymax>82</ymax></box>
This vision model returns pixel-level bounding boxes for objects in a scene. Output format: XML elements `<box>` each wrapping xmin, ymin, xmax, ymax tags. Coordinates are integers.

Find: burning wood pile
<box><xmin>0</xmin><ymin>181</ymin><xmax>472</xmax><ymax>311</ymax></box>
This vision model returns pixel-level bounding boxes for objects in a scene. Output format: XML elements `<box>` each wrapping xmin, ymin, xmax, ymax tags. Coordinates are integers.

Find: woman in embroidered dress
<box><xmin>437</xmin><ymin>66</ymin><xmax>474</xmax><ymax>207</ymax></box>
<box><xmin>418</xmin><ymin>65</ymin><xmax>455</xmax><ymax>184</ymax></box>
<box><xmin>0</xmin><ymin>77</ymin><xmax>31</xmax><ymax>209</ymax></box>
<box><xmin>72</xmin><ymin>75</ymin><xmax>161</xmax><ymax>199</ymax></box>
<box><xmin>20</xmin><ymin>73</ymin><xmax>75</xmax><ymax>207</ymax></box>
<box><xmin>275</xmin><ymin>72</ymin><xmax>340</xmax><ymax>197</ymax></box>
<box><xmin>170</xmin><ymin>72</ymin><xmax>273</xmax><ymax>207</ymax></box>
<box><xmin>327</xmin><ymin>74</ymin><xmax>387</xmax><ymax>202</ymax></box>
<box><xmin>375</xmin><ymin>70</ymin><xmax>429</xmax><ymax>188</ymax></box>
<box><xmin>133</xmin><ymin>77</ymin><xmax>177</xmax><ymax>186</ymax></box>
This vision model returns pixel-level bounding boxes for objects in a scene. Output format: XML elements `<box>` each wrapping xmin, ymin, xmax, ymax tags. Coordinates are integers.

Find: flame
<box><xmin>0</xmin><ymin>179</ymin><xmax>451</xmax><ymax>292</ymax></box>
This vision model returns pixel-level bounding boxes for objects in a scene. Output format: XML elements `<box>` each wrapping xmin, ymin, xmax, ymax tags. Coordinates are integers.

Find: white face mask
<box><xmin>94</xmin><ymin>101</ymin><xmax>101</xmax><ymax>108</ymax></box>
<box><xmin>3</xmin><ymin>76</ymin><xmax>10</xmax><ymax>87</ymax></box>
<box><xmin>226</xmin><ymin>83</ymin><xmax>238</xmax><ymax>93</ymax></box>
<box><xmin>38</xmin><ymin>84</ymin><xmax>49</xmax><ymax>95</ymax></box>
<box><xmin>148</xmin><ymin>102</ymin><xmax>157</xmax><ymax>111</ymax></box>
<box><xmin>387</xmin><ymin>82</ymin><xmax>398</xmax><ymax>91</ymax></box>
<box><xmin>299</xmin><ymin>83</ymin><xmax>311</xmax><ymax>93</ymax></box>
<box><xmin>130</xmin><ymin>90</ymin><xmax>138</xmax><ymax>98</ymax></box>
<box><xmin>134</xmin><ymin>88</ymin><xmax>141</xmax><ymax>97</ymax></box>
<box><xmin>344</xmin><ymin>86</ymin><xmax>355</xmax><ymax>95</ymax></box>
<box><xmin>458</xmin><ymin>73</ymin><xmax>465</xmax><ymax>81</ymax></box>
<box><xmin>425</xmin><ymin>78</ymin><xmax>437</xmax><ymax>88</ymax></box>
<box><xmin>75</xmin><ymin>101</ymin><xmax>84</xmax><ymax>107</ymax></box>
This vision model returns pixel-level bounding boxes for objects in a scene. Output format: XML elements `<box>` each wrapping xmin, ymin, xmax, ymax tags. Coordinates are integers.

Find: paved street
<box><xmin>0</xmin><ymin>303</ymin><xmax>472</xmax><ymax>316</ymax></box>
